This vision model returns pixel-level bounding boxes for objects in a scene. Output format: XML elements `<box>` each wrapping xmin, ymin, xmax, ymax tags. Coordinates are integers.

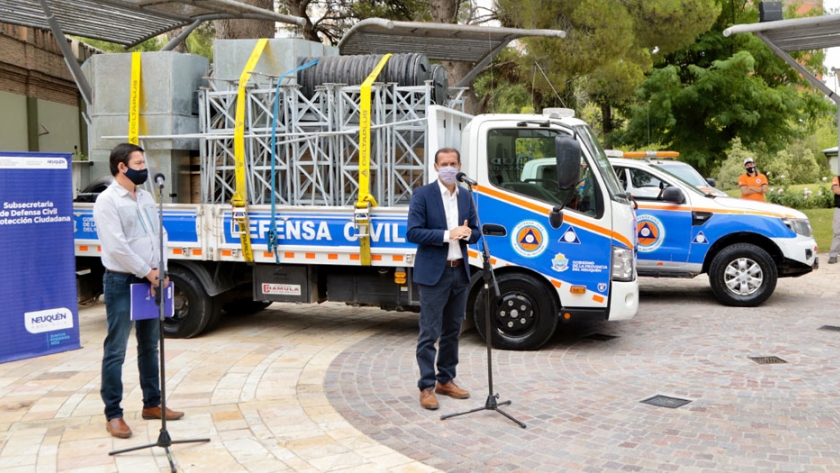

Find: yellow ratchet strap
<box><xmin>128</xmin><ymin>52</ymin><xmax>142</xmax><ymax>145</ymax></box>
<box><xmin>356</xmin><ymin>54</ymin><xmax>391</xmax><ymax>266</ymax></box>
<box><xmin>232</xmin><ymin>39</ymin><xmax>268</xmax><ymax>263</ymax></box>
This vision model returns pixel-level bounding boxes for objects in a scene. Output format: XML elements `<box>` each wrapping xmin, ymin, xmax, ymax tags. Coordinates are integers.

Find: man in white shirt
<box><xmin>406</xmin><ymin>148</ymin><xmax>479</xmax><ymax>410</ymax></box>
<box><xmin>93</xmin><ymin>143</ymin><xmax>183</xmax><ymax>439</ymax></box>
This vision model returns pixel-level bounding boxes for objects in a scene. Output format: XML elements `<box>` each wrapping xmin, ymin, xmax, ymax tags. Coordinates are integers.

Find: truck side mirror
<box><xmin>482</xmin><ymin>223</ymin><xmax>507</xmax><ymax>237</ymax></box>
<box><xmin>554</xmin><ymin>135</ymin><xmax>582</xmax><ymax>190</ymax></box>
<box><xmin>549</xmin><ymin>207</ymin><xmax>564</xmax><ymax>229</ymax></box>
<box><xmin>706</xmin><ymin>177</ymin><xmax>716</xmax><ymax>187</ymax></box>
<box><xmin>662</xmin><ymin>186</ymin><xmax>685</xmax><ymax>204</ymax></box>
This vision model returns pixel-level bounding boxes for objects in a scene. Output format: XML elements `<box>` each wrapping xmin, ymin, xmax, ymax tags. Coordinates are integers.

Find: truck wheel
<box><xmin>474</xmin><ymin>273</ymin><xmax>558</xmax><ymax>350</ymax></box>
<box><xmin>223</xmin><ymin>299</ymin><xmax>272</xmax><ymax>316</ymax></box>
<box><xmin>164</xmin><ymin>266</ymin><xmax>219</xmax><ymax>338</ymax></box>
<box><xmin>708</xmin><ymin>243</ymin><xmax>777</xmax><ymax>307</ymax></box>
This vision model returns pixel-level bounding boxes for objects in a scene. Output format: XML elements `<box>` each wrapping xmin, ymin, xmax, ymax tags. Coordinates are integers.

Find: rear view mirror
<box><xmin>554</xmin><ymin>135</ymin><xmax>582</xmax><ymax>190</ymax></box>
<box><xmin>706</xmin><ymin>177</ymin><xmax>716</xmax><ymax>187</ymax></box>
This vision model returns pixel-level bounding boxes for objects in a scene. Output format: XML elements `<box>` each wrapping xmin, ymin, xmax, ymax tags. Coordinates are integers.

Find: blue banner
<box><xmin>0</xmin><ymin>152</ymin><xmax>81</xmax><ymax>363</ymax></box>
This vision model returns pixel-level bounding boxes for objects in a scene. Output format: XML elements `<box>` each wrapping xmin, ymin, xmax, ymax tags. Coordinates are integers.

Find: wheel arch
<box><xmin>466</xmin><ymin>264</ymin><xmax>561</xmax><ymax>320</ymax></box>
<box><xmin>702</xmin><ymin>232</ymin><xmax>782</xmax><ymax>274</ymax></box>
<box><xmin>168</xmin><ymin>261</ymin><xmax>237</xmax><ymax>297</ymax></box>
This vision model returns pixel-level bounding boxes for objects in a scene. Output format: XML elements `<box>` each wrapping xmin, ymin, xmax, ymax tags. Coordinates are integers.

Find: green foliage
<box><xmin>74</xmin><ymin>36</ymin><xmax>164</xmax><ymax>53</ymax></box>
<box><xmin>492</xmin><ymin>0</ymin><xmax>719</xmax><ymax>122</ymax></box>
<box><xmin>765</xmin><ymin>185</ymin><xmax>831</xmax><ymax>210</ymax></box>
<box><xmin>717</xmin><ymin>137</ymin><xmax>826</xmax><ymax>197</ymax></box>
<box><xmin>73</xmin><ymin>22</ymin><xmax>215</xmax><ymax>61</ymax></box>
<box><xmin>184</xmin><ymin>23</ymin><xmax>215</xmax><ymax>61</ymax></box>
<box><xmin>613</xmin><ymin>0</ymin><xmax>831</xmax><ymax>175</ymax></box>
<box><xmin>802</xmin><ymin>208</ymin><xmax>834</xmax><ymax>253</ymax></box>
<box><xmin>715</xmin><ymin>137</ymin><xmax>752</xmax><ymax>191</ymax></box>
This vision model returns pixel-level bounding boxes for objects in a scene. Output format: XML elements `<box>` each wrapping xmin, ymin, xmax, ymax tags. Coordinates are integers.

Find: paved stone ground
<box><xmin>1</xmin><ymin>255</ymin><xmax>840</xmax><ymax>472</ymax></box>
<box><xmin>326</xmin><ymin>263</ymin><xmax>840</xmax><ymax>472</ymax></box>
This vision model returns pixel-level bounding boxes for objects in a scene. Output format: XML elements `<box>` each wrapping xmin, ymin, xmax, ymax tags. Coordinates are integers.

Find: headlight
<box><xmin>782</xmin><ymin>218</ymin><xmax>812</xmax><ymax>237</ymax></box>
<box><xmin>611</xmin><ymin>246</ymin><xmax>635</xmax><ymax>282</ymax></box>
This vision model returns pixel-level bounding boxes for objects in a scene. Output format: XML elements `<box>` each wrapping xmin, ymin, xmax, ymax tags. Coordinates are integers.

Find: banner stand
<box><xmin>0</xmin><ymin>152</ymin><xmax>81</xmax><ymax>363</ymax></box>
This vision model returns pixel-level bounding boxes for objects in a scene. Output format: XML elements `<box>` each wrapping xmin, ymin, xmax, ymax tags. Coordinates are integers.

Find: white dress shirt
<box><xmin>437</xmin><ymin>179</ymin><xmax>462</xmax><ymax>261</ymax></box>
<box><xmin>93</xmin><ymin>181</ymin><xmax>167</xmax><ymax>278</ymax></box>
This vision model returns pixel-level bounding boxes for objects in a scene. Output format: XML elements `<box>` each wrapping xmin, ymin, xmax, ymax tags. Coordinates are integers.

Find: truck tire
<box><xmin>223</xmin><ymin>299</ymin><xmax>272</xmax><ymax>316</ymax></box>
<box><xmin>164</xmin><ymin>266</ymin><xmax>219</xmax><ymax>338</ymax></box>
<box><xmin>708</xmin><ymin>243</ymin><xmax>777</xmax><ymax>307</ymax></box>
<box><xmin>474</xmin><ymin>273</ymin><xmax>558</xmax><ymax>350</ymax></box>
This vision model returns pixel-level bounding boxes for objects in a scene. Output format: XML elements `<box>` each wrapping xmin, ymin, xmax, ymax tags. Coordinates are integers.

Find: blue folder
<box><xmin>130</xmin><ymin>282</ymin><xmax>174</xmax><ymax>320</ymax></box>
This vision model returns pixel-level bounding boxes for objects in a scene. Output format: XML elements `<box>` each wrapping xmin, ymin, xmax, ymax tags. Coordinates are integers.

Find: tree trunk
<box><xmin>283</xmin><ymin>0</ymin><xmax>321</xmax><ymax>42</ymax></box>
<box><xmin>165</xmin><ymin>27</ymin><xmax>188</xmax><ymax>53</ymax></box>
<box><xmin>214</xmin><ymin>0</ymin><xmax>275</xmax><ymax>39</ymax></box>
<box><xmin>428</xmin><ymin>0</ymin><xmax>483</xmax><ymax>114</ymax></box>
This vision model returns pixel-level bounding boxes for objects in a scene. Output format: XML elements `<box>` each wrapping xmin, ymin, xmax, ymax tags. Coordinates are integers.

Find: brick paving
<box><xmin>1</xmin><ymin>255</ymin><xmax>840</xmax><ymax>471</ymax></box>
<box><xmin>326</xmin><ymin>263</ymin><xmax>840</xmax><ymax>472</ymax></box>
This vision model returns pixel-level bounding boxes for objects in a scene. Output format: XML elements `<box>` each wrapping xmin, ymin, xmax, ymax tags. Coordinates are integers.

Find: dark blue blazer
<box><xmin>407</xmin><ymin>181</ymin><xmax>480</xmax><ymax>286</ymax></box>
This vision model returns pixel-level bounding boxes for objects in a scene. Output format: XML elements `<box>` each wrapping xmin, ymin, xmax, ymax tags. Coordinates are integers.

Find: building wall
<box><xmin>0</xmin><ymin>24</ymin><xmax>94</xmax><ymax>154</ymax></box>
<box><xmin>0</xmin><ymin>90</ymin><xmax>28</xmax><ymax>151</ymax></box>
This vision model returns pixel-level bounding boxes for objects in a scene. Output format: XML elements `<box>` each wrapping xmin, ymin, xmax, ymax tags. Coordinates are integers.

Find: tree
<box><xmin>491</xmin><ymin>0</ymin><xmax>718</xmax><ymax>138</ymax></box>
<box><xmin>614</xmin><ymin>0</ymin><xmax>831</xmax><ymax>174</ymax></box>
<box><xmin>215</xmin><ymin>0</ymin><xmax>275</xmax><ymax>39</ymax></box>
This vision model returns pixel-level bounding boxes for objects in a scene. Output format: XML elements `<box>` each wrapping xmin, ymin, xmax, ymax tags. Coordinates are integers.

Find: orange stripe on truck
<box><xmin>477</xmin><ymin>185</ymin><xmax>633</xmax><ymax>249</ymax></box>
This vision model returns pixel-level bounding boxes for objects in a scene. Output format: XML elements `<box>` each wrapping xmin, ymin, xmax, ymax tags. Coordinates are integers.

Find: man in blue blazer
<box><xmin>407</xmin><ymin>147</ymin><xmax>480</xmax><ymax>410</ymax></box>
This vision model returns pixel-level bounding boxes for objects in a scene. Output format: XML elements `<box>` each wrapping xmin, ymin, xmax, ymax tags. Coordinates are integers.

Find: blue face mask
<box><xmin>124</xmin><ymin>167</ymin><xmax>148</xmax><ymax>185</ymax></box>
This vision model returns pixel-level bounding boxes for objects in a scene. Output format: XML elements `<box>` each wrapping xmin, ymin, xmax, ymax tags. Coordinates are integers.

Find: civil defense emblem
<box><xmin>636</xmin><ymin>214</ymin><xmax>665</xmax><ymax>253</ymax></box>
<box><xmin>511</xmin><ymin>220</ymin><xmax>548</xmax><ymax>258</ymax></box>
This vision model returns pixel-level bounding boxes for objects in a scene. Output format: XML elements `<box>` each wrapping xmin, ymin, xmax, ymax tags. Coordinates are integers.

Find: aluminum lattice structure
<box><xmin>199</xmin><ymin>78</ymin><xmax>465</xmax><ymax>207</ymax></box>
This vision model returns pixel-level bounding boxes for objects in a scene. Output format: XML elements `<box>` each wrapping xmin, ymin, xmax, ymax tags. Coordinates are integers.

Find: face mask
<box><xmin>746</xmin><ymin>166</ymin><xmax>756</xmax><ymax>175</ymax></box>
<box><xmin>124</xmin><ymin>167</ymin><xmax>148</xmax><ymax>185</ymax></box>
<box><xmin>437</xmin><ymin>165</ymin><xmax>458</xmax><ymax>185</ymax></box>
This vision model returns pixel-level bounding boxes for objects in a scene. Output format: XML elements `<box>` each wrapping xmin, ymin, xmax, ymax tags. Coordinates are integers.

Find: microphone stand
<box><xmin>441</xmin><ymin>181</ymin><xmax>526</xmax><ymax>428</ymax></box>
<box><xmin>109</xmin><ymin>177</ymin><xmax>210</xmax><ymax>471</ymax></box>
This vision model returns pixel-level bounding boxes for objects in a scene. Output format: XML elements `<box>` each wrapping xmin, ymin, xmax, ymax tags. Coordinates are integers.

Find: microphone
<box><xmin>456</xmin><ymin>172</ymin><xmax>478</xmax><ymax>186</ymax></box>
<box><xmin>154</xmin><ymin>173</ymin><xmax>165</xmax><ymax>188</ymax></box>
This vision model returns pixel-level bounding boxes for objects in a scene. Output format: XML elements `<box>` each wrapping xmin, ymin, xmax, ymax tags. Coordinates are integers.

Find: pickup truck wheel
<box><xmin>474</xmin><ymin>273</ymin><xmax>558</xmax><ymax>350</ymax></box>
<box><xmin>708</xmin><ymin>243</ymin><xmax>777</xmax><ymax>307</ymax></box>
<box><xmin>163</xmin><ymin>267</ymin><xmax>218</xmax><ymax>338</ymax></box>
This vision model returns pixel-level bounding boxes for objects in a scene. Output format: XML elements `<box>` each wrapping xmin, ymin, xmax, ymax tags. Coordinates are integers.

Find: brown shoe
<box><xmin>141</xmin><ymin>406</ymin><xmax>184</xmax><ymax>420</ymax></box>
<box><xmin>106</xmin><ymin>418</ymin><xmax>132</xmax><ymax>439</ymax></box>
<box><xmin>420</xmin><ymin>387</ymin><xmax>439</xmax><ymax>410</ymax></box>
<box><xmin>435</xmin><ymin>381</ymin><xmax>470</xmax><ymax>399</ymax></box>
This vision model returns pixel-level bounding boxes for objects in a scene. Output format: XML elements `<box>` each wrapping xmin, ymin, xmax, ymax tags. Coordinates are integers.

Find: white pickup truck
<box><xmin>522</xmin><ymin>154</ymin><xmax>818</xmax><ymax>306</ymax></box>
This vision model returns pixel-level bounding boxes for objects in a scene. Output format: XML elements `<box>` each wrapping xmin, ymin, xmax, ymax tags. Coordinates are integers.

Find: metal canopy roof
<box><xmin>724</xmin><ymin>14</ymin><xmax>840</xmax><ymax>166</ymax></box>
<box><xmin>723</xmin><ymin>14</ymin><xmax>840</xmax><ymax>52</ymax></box>
<box><xmin>338</xmin><ymin>19</ymin><xmax>565</xmax><ymax>63</ymax></box>
<box><xmin>0</xmin><ymin>0</ymin><xmax>304</xmax><ymax>47</ymax></box>
<box><xmin>722</xmin><ymin>13</ymin><xmax>840</xmax><ymax>103</ymax></box>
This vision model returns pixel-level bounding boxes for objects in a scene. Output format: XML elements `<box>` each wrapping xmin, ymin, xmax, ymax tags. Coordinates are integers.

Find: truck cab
<box><xmin>449</xmin><ymin>108</ymin><xmax>638</xmax><ymax>349</ymax></box>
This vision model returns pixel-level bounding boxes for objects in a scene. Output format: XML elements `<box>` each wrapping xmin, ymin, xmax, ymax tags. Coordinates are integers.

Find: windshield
<box><xmin>574</xmin><ymin>124</ymin><xmax>627</xmax><ymax>203</ymax></box>
<box><xmin>653</xmin><ymin>162</ymin><xmax>706</xmax><ymax>187</ymax></box>
<box><xmin>649</xmin><ymin>165</ymin><xmax>707</xmax><ymax>197</ymax></box>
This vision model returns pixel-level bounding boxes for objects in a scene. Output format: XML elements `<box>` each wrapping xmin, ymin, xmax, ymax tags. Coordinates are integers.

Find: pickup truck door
<box><xmin>614</xmin><ymin>166</ymin><xmax>693</xmax><ymax>271</ymax></box>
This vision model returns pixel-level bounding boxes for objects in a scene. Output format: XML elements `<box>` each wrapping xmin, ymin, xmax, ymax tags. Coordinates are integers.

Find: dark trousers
<box><xmin>101</xmin><ymin>271</ymin><xmax>161</xmax><ymax>420</ymax></box>
<box><xmin>416</xmin><ymin>266</ymin><xmax>469</xmax><ymax>390</ymax></box>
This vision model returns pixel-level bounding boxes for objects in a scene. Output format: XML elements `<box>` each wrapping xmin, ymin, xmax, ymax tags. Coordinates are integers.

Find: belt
<box><xmin>105</xmin><ymin>269</ymin><xmax>133</xmax><ymax>276</ymax></box>
<box><xmin>445</xmin><ymin>259</ymin><xmax>463</xmax><ymax>267</ymax></box>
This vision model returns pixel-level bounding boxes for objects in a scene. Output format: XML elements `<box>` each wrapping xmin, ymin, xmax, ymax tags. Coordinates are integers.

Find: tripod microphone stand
<box><xmin>109</xmin><ymin>174</ymin><xmax>210</xmax><ymax>471</ymax></box>
<box><xmin>441</xmin><ymin>181</ymin><xmax>526</xmax><ymax>429</ymax></box>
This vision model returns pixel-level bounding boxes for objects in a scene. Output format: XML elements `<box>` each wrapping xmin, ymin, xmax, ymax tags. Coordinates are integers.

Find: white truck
<box><xmin>72</xmin><ymin>31</ymin><xmax>639</xmax><ymax>350</ymax></box>
<box><xmin>522</xmin><ymin>152</ymin><xmax>818</xmax><ymax>306</ymax></box>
